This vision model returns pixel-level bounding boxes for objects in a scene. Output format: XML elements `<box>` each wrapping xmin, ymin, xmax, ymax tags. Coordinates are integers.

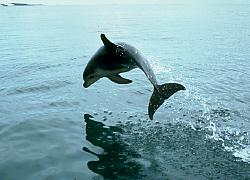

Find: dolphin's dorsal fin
<box><xmin>100</xmin><ymin>34</ymin><xmax>117</xmax><ymax>49</ymax></box>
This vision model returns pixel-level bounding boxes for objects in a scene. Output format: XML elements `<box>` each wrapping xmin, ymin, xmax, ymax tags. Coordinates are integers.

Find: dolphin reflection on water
<box><xmin>83</xmin><ymin>34</ymin><xmax>185</xmax><ymax>119</ymax></box>
<box><xmin>82</xmin><ymin>114</ymin><xmax>144</xmax><ymax>179</ymax></box>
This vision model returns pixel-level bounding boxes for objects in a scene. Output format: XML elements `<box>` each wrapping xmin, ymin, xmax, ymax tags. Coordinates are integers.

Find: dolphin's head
<box><xmin>83</xmin><ymin>34</ymin><xmax>126</xmax><ymax>88</ymax></box>
<box><xmin>83</xmin><ymin>46</ymin><xmax>111</xmax><ymax>88</ymax></box>
<box><xmin>83</xmin><ymin>48</ymin><xmax>107</xmax><ymax>88</ymax></box>
<box><xmin>83</xmin><ymin>67</ymin><xmax>101</xmax><ymax>88</ymax></box>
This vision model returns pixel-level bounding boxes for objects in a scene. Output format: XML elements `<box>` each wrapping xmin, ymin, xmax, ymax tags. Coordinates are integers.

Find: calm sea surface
<box><xmin>0</xmin><ymin>4</ymin><xmax>250</xmax><ymax>180</ymax></box>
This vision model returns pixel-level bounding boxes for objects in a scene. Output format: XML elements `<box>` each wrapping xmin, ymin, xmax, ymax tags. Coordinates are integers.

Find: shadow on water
<box><xmin>82</xmin><ymin>114</ymin><xmax>144</xmax><ymax>179</ymax></box>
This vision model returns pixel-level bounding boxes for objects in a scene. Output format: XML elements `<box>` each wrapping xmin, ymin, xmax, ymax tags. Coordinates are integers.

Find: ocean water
<box><xmin>0</xmin><ymin>3</ymin><xmax>250</xmax><ymax>180</ymax></box>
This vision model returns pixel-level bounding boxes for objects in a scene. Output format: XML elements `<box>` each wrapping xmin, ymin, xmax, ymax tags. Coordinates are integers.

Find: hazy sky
<box><xmin>1</xmin><ymin>0</ymin><xmax>186</xmax><ymax>5</ymax></box>
<box><xmin>1</xmin><ymin>0</ymin><xmax>249</xmax><ymax>5</ymax></box>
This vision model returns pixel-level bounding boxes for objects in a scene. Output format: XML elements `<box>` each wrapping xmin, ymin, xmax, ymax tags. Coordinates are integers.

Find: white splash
<box><xmin>148</xmin><ymin>56</ymin><xmax>170</xmax><ymax>75</ymax></box>
<box><xmin>233</xmin><ymin>145</ymin><xmax>250</xmax><ymax>163</ymax></box>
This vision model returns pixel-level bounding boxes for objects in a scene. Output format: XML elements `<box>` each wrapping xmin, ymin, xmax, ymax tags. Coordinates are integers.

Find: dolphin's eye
<box><xmin>89</xmin><ymin>75</ymin><xmax>95</xmax><ymax>79</ymax></box>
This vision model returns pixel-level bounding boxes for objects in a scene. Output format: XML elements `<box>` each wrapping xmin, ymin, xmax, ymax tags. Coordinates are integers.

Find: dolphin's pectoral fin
<box><xmin>108</xmin><ymin>75</ymin><xmax>132</xmax><ymax>84</ymax></box>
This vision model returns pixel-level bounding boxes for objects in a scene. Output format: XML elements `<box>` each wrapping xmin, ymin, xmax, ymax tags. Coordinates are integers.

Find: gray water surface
<box><xmin>0</xmin><ymin>4</ymin><xmax>249</xmax><ymax>180</ymax></box>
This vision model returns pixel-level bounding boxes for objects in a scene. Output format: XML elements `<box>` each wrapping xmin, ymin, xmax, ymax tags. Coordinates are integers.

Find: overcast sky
<box><xmin>1</xmin><ymin>0</ymin><xmax>188</xmax><ymax>5</ymax></box>
<box><xmin>1</xmin><ymin>0</ymin><xmax>249</xmax><ymax>5</ymax></box>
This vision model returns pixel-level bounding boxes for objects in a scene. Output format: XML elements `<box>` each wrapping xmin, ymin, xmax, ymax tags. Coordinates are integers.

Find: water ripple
<box><xmin>6</xmin><ymin>80</ymin><xmax>73</xmax><ymax>95</ymax></box>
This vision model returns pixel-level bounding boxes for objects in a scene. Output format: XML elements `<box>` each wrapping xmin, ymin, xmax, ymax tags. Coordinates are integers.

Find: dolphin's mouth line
<box><xmin>83</xmin><ymin>82</ymin><xmax>89</xmax><ymax>88</ymax></box>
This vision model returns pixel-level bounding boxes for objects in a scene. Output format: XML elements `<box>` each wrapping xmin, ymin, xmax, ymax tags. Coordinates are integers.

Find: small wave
<box><xmin>0</xmin><ymin>63</ymin><xmax>64</xmax><ymax>81</ymax></box>
<box><xmin>70</xmin><ymin>55</ymin><xmax>89</xmax><ymax>61</ymax></box>
<box><xmin>6</xmin><ymin>80</ymin><xmax>73</xmax><ymax>95</ymax></box>
<box><xmin>48</xmin><ymin>101</ymin><xmax>79</xmax><ymax>107</ymax></box>
<box><xmin>19</xmin><ymin>63</ymin><xmax>64</xmax><ymax>73</ymax></box>
<box><xmin>132</xmin><ymin>90</ymin><xmax>145</xmax><ymax>95</ymax></box>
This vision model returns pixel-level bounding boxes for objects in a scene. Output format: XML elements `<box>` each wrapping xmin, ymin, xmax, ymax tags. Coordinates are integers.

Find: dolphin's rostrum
<box><xmin>83</xmin><ymin>34</ymin><xmax>185</xmax><ymax>120</ymax></box>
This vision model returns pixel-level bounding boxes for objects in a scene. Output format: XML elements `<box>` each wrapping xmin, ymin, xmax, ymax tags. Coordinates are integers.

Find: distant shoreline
<box><xmin>0</xmin><ymin>3</ymin><xmax>44</xmax><ymax>6</ymax></box>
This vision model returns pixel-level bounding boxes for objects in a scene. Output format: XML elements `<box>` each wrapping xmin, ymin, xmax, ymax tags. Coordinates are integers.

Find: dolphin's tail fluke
<box><xmin>148</xmin><ymin>83</ymin><xmax>185</xmax><ymax>120</ymax></box>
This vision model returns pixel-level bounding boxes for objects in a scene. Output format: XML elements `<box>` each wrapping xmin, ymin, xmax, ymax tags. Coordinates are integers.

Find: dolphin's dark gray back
<box><xmin>118</xmin><ymin>43</ymin><xmax>158</xmax><ymax>88</ymax></box>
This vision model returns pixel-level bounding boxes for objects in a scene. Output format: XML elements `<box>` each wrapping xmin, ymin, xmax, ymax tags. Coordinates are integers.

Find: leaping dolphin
<box><xmin>83</xmin><ymin>34</ymin><xmax>185</xmax><ymax>120</ymax></box>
